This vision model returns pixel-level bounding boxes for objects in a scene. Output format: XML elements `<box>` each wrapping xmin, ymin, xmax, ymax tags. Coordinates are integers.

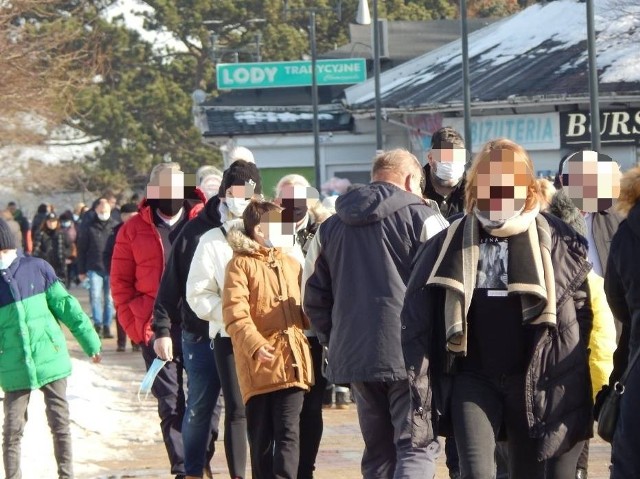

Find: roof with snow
<box><xmin>344</xmin><ymin>0</ymin><xmax>640</xmax><ymax>112</ymax></box>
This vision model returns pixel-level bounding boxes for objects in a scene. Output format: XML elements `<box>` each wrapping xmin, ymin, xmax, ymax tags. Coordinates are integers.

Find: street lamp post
<box><xmin>460</xmin><ymin>0</ymin><xmax>472</xmax><ymax>155</ymax></box>
<box><xmin>284</xmin><ymin>1</ymin><xmax>342</xmax><ymax>191</ymax></box>
<box><xmin>357</xmin><ymin>0</ymin><xmax>383</xmax><ymax>152</ymax></box>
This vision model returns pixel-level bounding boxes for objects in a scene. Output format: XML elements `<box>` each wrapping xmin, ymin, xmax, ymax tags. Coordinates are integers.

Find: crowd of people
<box><xmin>1</xmin><ymin>131</ymin><xmax>639</xmax><ymax>479</ymax></box>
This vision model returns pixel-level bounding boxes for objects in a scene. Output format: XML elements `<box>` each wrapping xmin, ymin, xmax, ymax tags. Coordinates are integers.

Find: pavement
<box><xmin>68</xmin><ymin>287</ymin><xmax>613</xmax><ymax>479</ymax></box>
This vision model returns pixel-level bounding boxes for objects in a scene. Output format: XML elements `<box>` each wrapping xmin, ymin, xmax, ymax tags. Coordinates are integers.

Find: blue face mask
<box><xmin>138</xmin><ymin>358</ymin><xmax>169</xmax><ymax>401</ymax></box>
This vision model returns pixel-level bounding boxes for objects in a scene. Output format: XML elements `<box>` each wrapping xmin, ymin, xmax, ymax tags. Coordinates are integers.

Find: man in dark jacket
<box><xmin>303</xmin><ymin>149</ymin><xmax>448</xmax><ymax>478</ymax></box>
<box><xmin>422</xmin><ymin>127</ymin><xmax>467</xmax><ymax>219</ymax></box>
<box><xmin>77</xmin><ymin>198</ymin><xmax>118</xmax><ymax>338</ymax></box>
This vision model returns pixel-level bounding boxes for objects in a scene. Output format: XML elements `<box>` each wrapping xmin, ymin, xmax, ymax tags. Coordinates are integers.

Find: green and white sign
<box><xmin>216</xmin><ymin>58</ymin><xmax>367</xmax><ymax>89</ymax></box>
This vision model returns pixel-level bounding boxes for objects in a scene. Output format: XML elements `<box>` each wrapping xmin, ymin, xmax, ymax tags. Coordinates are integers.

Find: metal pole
<box><xmin>310</xmin><ymin>11</ymin><xmax>322</xmax><ymax>190</ymax></box>
<box><xmin>586</xmin><ymin>0</ymin><xmax>601</xmax><ymax>152</ymax></box>
<box><xmin>373</xmin><ymin>0</ymin><xmax>383</xmax><ymax>151</ymax></box>
<box><xmin>460</xmin><ymin>0</ymin><xmax>472</xmax><ymax>156</ymax></box>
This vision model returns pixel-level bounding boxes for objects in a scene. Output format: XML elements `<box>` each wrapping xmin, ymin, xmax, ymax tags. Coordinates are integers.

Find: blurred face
<box><xmin>224</xmin><ymin>183</ymin><xmax>256</xmax><ymax>218</ymax></box>
<box><xmin>46</xmin><ymin>219</ymin><xmax>58</xmax><ymax>230</ymax></box>
<box><xmin>275</xmin><ymin>183</ymin><xmax>320</xmax><ymax>225</ymax></box>
<box><xmin>201</xmin><ymin>175</ymin><xmax>222</xmax><ymax>200</ymax></box>
<box><xmin>429</xmin><ymin>142</ymin><xmax>467</xmax><ymax>187</ymax></box>
<box><xmin>146</xmin><ymin>169</ymin><xmax>184</xmax><ymax>200</ymax></box>
<box><xmin>561</xmin><ymin>151</ymin><xmax>621</xmax><ymax>213</ymax></box>
<box><xmin>474</xmin><ymin>150</ymin><xmax>531</xmax><ymax>222</ymax></box>
<box><xmin>255</xmin><ymin>209</ymin><xmax>295</xmax><ymax>248</ymax></box>
<box><xmin>95</xmin><ymin>200</ymin><xmax>111</xmax><ymax>217</ymax></box>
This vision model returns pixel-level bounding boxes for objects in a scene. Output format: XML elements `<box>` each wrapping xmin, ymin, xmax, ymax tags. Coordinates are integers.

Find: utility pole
<box><xmin>586</xmin><ymin>0</ymin><xmax>601</xmax><ymax>151</ymax></box>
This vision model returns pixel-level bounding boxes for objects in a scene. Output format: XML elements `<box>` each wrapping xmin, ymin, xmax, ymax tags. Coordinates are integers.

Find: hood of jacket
<box><xmin>335</xmin><ymin>182</ymin><xmax>425</xmax><ymax>226</ymax></box>
<box><xmin>548</xmin><ymin>189</ymin><xmax>587</xmax><ymax>237</ymax></box>
<box><xmin>226</xmin><ymin>228</ymin><xmax>272</xmax><ymax>259</ymax></box>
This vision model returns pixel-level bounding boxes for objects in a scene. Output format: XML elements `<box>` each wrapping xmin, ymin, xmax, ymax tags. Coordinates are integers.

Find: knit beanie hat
<box><xmin>219</xmin><ymin>160</ymin><xmax>262</xmax><ymax>197</ymax></box>
<box><xmin>0</xmin><ymin>218</ymin><xmax>17</xmax><ymax>250</ymax></box>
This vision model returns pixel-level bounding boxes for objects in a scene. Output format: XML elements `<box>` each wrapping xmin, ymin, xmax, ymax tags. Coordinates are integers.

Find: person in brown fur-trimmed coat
<box><xmin>223</xmin><ymin>200</ymin><xmax>313</xmax><ymax>479</ymax></box>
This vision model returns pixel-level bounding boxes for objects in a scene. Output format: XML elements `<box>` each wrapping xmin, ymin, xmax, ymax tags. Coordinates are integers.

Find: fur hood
<box><xmin>549</xmin><ymin>188</ymin><xmax>587</xmax><ymax>237</ymax></box>
<box><xmin>226</xmin><ymin>228</ymin><xmax>269</xmax><ymax>257</ymax></box>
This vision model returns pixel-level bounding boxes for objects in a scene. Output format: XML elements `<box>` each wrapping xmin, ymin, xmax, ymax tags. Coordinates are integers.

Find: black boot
<box><xmin>102</xmin><ymin>325</ymin><xmax>114</xmax><ymax>339</ymax></box>
<box><xmin>94</xmin><ymin>325</ymin><xmax>102</xmax><ymax>338</ymax></box>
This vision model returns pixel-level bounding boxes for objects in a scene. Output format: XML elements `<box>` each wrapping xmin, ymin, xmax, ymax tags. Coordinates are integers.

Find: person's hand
<box><xmin>91</xmin><ymin>353</ymin><xmax>102</xmax><ymax>364</ymax></box>
<box><xmin>154</xmin><ymin>337</ymin><xmax>173</xmax><ymax>361</ymax></box>
<box><xmin>254</xmin><ymin>344</ymin><xmax>276</xmax><ymax>364</ymax></box>
<box><xmin>78</xmin><ymin>273</ymin><xmax>87</xmax><ymax>282</ymax></box>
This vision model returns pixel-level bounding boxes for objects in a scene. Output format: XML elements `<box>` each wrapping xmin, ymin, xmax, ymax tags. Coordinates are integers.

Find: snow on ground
<box><xmin>0</xmin><ymin>356</ymin><xmax>160</xmax><ymax>477</ymax></box>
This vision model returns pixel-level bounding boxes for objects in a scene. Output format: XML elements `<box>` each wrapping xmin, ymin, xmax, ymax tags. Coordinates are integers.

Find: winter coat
<box><xmin>591</xmin><ymin>208</ymin><xmax>623</xmax><ymax>276</ymax></box>
<box><xmin>110</xmin><ymin>199</ymin><xmax>199</xmax><ymax>345</ymax></box>
<box><xmin>0</xmin><ymin>256</ymin><xmax>101</xmax><ymax>392</ymax></box>
<box><xmin>186</xmin><ymin>217</ymin><xmax>241</xmax><ymax>339</ymax></box>
<box><xmin>303</xmin><ymin>182</ymin><xmax>448</xmax><ymax>384</ymax></box>
<box><xmin>223</xmin><ymin>229</ymin><xmax>313</xmax><ymax>404</ymax></box>
<box><xmin>605</xmin><ymin>201</ymin><xmax>640</xmax><ymax>386</ymax></box>
<box><xmin>153</xmin><ymin>197</ymin><xmax>222</xmax><ymax>340</ymax></box>
<box><xmin>33</xmin><ymin>229</ymin><xmax>69</xmax><ymax>278</ymax></box>
<box><xmin>548</xmin><ymin>189</ymin><xmax>616</xmax><ymax>401</ymax></box>
<box><xmin>76</xmin><ymin>215</ymin><xmax>118</xmax><ymax>275</ymax></box>
<box><xmin>402</xmin><ymin>212</ymin><xmax>593</xmax><ymax>461</ymax></box>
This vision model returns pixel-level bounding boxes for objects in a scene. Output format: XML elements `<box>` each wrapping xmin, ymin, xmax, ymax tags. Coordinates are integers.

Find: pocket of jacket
<box><xmin>248</xmin><ymin>333</ymin><xmax>289</xmax><ymax>389</ymax></box>
<box><xmin>292</xmin><ymin>328</ymin><xmax>314</xmax><ymax>386</ymax></box>
<box><xmin>408</xmin><ymin>372</ymin><xmax>434</xmax><ymax>448</ymax></box>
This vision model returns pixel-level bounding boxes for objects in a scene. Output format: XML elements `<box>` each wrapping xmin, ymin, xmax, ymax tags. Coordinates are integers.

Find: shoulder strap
<box><xmin>220</xmin><ymin>226</ymin><xmax>227</xmax><ymax>238</ymax></box>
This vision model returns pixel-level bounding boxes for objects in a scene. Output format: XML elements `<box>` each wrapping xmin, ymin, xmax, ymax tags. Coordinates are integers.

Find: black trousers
<box><xmin>451</xmin><ymin>372</ymin><xmax>584</xmax><ymax>479</ymax></box>
<box><xmin>298</xmin><ymin>336</ymin><xmax>327</xmax><ymax>479</ymax></box>
<box><xmin>246</xmin><ymin>387</ymin><xmax>305</xmax><ymax>479</ymax></box>
<box><xmin>141</xmin><ymin>334</ymin><xmax>186</xmax><ymax>475</ymax></box>
<box><xmin>214</xmin><ymin>335</ymin><xmax>248</xmax><ymax>479</ymax></box>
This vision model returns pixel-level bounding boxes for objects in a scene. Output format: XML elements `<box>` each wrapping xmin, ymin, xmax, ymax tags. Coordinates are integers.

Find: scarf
<box><xmin>426</xmin><ymin>204</ymin><xmax>557</xmax><ymax>355</ymax></box>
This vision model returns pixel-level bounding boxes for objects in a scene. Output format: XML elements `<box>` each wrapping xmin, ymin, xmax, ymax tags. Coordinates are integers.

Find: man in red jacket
<box><xmin>110</xmin><ymin>162</ymin><xmax>209</xmax><ymax>479</ymax></box>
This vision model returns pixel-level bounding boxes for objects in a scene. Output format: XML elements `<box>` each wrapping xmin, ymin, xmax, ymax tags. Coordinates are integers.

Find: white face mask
<box><xmin>0</xmin><ymin>250</ymin><xmax>18</xmax><ymax>270</ymax></box>
<box><xmin>434</xmin><ymin>161</ymin><xmax>466</xmax><ymax>183</ymax></box>
<box><xmin>97</xmin><ymin>211</ymin><xmax>110</xmax><ymax>221</ymax></box>
<box><xmin>226</xmin><ymin>198</ymin><xmax>251</xmax><ymax>218</ymax></box>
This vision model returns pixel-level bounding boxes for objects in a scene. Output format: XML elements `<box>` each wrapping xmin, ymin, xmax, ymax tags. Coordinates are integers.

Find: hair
<box><xmin>431</xmin><ymin>126</ymin><xmax>465</xmax><ymax>150</ymax></box>
<box><xmin>148</xmin><ymin>162</ymin><xmax>181</xmax><ymax>186</ymax></box>
<box><xmin>537</xmin><ymin>178</ymin><xmax>555</xmax><ymax>211</ymax></box>
<box><xmin>464</xmin><ymin>138</ymin><xmax>540</xmax><ymax>214</ymax></box>
<box><xmin>243</xmin><ymin>200</ymin><xmax>282</xmax><ymax>241</ymax></box>
<box><xmin>371</xmin><ymin>149</ymin><xmax>423</xmax><ymax>185</ymax></box>
<box><xmin>616</xmin><ymin>165</ymin><xmax>640</xmax><ymax>216</ymax></box>
<box><xmin>274</xmin><ymin>174</ymin><xmax>311</xmax><ymax>197</ymax></box>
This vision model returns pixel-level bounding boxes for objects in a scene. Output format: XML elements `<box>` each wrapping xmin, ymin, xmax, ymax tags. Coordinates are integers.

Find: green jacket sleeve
<box><xmin>46</xmin><ymin>281</ymin><xmax>101</xmax><ymax>356</ymax></box>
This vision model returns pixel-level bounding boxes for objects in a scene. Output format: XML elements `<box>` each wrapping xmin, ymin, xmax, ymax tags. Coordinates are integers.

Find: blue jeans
<box><xmin>182</xmin><ymin>331</ymin><xmax>222</xmax><ymax>476</ymax></box>
<box><xmin>88</xmin><ymin>270</ymin><xmax>114</xmax><ymax>328</ymax></box>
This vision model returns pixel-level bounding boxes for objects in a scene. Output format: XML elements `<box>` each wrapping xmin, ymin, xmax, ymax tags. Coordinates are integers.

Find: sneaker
<box><xmin>322</xmin><ymin>387</ymin><xmax>333</xmax><ymax>409</ymax></box>
<box><xmin>335</xmin><ymin>391</ymin><xmax>350</xmax><ymax>410</ymax></box>
<box><xmin>131</xmin><ymin>343</ymin><xmax>141</xmax><ymax>352</ymax></box>
<box><xmin>102</xmin><ymin>326</ymin><xmax>114</xmax><ymax>339</ymax></box>
<box><xmin>116</xmin><ymin>345</ymin><xmax>126</xmax><ymax>352</ymax></box>
<box><xmin>576</xmin><ymin>468</ymin><xmax>588</xmax><ymax>479</ymax></box>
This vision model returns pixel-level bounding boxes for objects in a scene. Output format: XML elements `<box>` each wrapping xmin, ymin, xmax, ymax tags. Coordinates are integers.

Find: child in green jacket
<box><xmin>0</xmin><ymin>218</ymin><xmax>101</xmax><ymax>479</ymax></box>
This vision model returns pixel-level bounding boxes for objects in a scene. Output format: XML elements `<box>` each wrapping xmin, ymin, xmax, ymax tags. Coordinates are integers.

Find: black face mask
<box><xmin>281</xmin><ymin>198</ymin><xmax>308</xmax><ymax>223</ymax></box>
<box><xmin>148</xmin><ymin>198</ymin><xmax>184</xmax><ymax>217</ymax></box>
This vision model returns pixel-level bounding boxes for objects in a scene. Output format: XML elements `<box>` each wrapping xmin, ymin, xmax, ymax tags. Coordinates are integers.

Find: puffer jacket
<box><xmin>111</xmin><ymin>198</ymin><xmax>199</xmax><ymax>345</ymax></box>
<box><xmin>0</xmin><ymin>256</ymin><xmax>101</xmax><ymax>392</ymax></box>
<box><xmin>402</xmin><ymin>212</ymin><xmax>593</xmax><ymax>461</ymax></box>
<box><xmin>222</xmin><ymin>229</ymin><xmax>314</xmax><ymax>404</ymax></box>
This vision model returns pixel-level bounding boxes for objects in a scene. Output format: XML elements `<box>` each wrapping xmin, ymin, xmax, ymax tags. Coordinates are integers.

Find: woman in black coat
<box><xmin>604</xmin><ymin>165</ymin><xmax>640</xmax><ymax>478</ymax></box>
<box><xmin>402</xmin><ymin>139</ymin><xmax>593</xmax><ymax>479</ymax></box>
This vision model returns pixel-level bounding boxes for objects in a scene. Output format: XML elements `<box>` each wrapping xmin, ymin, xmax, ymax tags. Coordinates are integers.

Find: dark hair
<box><xmin>242</xmin><ymin>201</ymin><xmax>281</xmax><ymax>240</ymax></box>
<box><xmin>431</xmin><ymin>126</ymin><xmax>465</xmax><ymax>150</ymax></box>
<box><xmin>37</xmin><ymin>203</ymin><xmax>49</xmax><ymax>214</ymax></box>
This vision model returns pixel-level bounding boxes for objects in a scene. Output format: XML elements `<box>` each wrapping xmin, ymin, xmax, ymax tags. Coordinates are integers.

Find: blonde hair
<box><xmin>616</xmin><ymin>165</ymin><xmax>640</xmax><ymax>216</ymax></box>
<box><xmin>274</xmin><ymin>173</ymin><xmax>331</xmax><ymax>224</ymax></box>
<box><xmin>371</xmin><ymin>149</ymin><xmax>422</xmax><ymax>183</ymax></box>
<box><xmin>537</xmin><ymin>178</ymin><xmax>555</xmax><ymax>211</ymax></box>
<box><xmin>275</xmin><ymin>174</ymin><xmax>311</xmax><ymax>197</ymax></box>
<box><xmin>464</xmin><ymin>138</ymin><xmax>540</xmax><ymax>214</ymax></box>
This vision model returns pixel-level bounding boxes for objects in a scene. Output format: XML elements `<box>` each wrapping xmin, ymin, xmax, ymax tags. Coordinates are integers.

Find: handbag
<box><xmin>597</xmin><ymin>346</ymin><xmax>640</xmax><ymax>443</ymax></box>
